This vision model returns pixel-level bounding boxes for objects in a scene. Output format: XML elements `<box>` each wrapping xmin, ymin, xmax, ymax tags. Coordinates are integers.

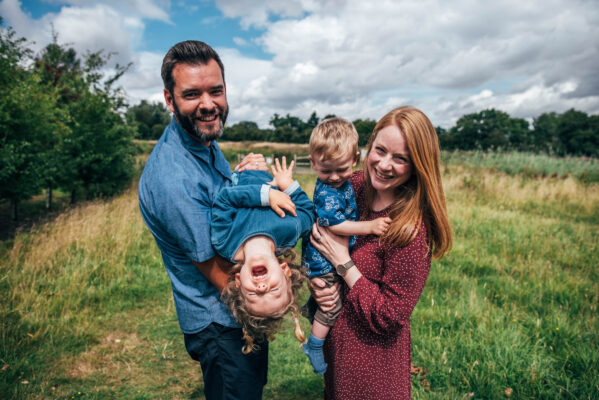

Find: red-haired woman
<box><xmin>310</xmin><ymin>106</ymin><xmax>452</xmax><ymax>399</ymax></box>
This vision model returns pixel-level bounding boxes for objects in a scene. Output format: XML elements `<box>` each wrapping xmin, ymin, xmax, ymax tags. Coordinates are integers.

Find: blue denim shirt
<box><xmin>211</xmin><ymin>170</ymin><xmax>314</xmax><ymax>262</ymax></box>
<box><xmin>302</xmin><ymin>178</ymin><xmax>358</xmax><ymax>277</ymax></box>
<box><xmin>138</xmin><ymin>118</ymin><xmax>238</xmax><ymax>334</ymax></box>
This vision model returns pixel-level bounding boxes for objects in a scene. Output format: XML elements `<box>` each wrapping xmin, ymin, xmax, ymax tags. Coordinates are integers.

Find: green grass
<box><xmin>1</xmin><ymin>153</ymin><xmax>598</xmax><ymax>399</ymax></box>
<box><xmin>442</xmin><ymin>150</ymin><xmax>599</xmax><ymax>184</ymax></box>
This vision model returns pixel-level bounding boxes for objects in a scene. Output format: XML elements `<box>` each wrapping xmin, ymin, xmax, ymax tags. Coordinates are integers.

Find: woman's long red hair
<box><xmin>363</xmin><ymin>106</ymin><xmax>452</xmax><ymax>259</ymax></box>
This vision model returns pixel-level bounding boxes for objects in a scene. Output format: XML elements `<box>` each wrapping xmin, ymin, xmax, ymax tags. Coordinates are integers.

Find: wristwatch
<box><xmin>335</xmin><ymin>260</ymin><xmax>355</xmax><ymax>277</ymax></box>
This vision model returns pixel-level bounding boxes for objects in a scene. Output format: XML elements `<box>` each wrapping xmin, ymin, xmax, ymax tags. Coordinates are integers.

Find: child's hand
<box><xmin>269</xmin><ymin>189</ymin><xmax>297</xmax><ymax>218</ymax></box>
<box><xmin>370</xmin><ymin>217</ymin><xmax>392</xmax><ymax>235</ymax></box>
<box><xmin>268</xmin><ymin>157</ymin><xmax>295</xmax><ymax>191</ymax></box>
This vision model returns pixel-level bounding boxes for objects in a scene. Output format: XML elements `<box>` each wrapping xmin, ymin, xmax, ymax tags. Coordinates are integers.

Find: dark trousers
<box><xmin>184</xmin><ymin>323</ymin><xmax>268</xmax><ymax>400</ymax></box>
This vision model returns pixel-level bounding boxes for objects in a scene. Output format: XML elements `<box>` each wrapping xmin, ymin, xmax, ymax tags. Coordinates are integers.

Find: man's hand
<box><xmin>269</xmin><ymin>189</ymin><xmax>296</xmax><ymax>218</ymax></box>
<box><xmin>268</xmin><ymin>157</ymin><xmax>295</xmax><ymax>191</ymax></box>
<box><xmin>310</xmin><ymin>277</ymin><xmax>341</xmax><ymax>313</ymax></box>
<box><xmin>370</xmin><ymin>217</ymin><xmax>392</xmax><ymax>235</ymax></box>
<box><xmin>235</xmin><ymin>152</ymin><xmax>267</xmax><ymax>172</ymax></box>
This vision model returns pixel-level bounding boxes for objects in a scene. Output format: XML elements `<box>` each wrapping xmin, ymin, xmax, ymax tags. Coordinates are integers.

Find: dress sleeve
<box><xmin>343</xmin><ymin>225</ymin><xmax>431</xmax><ymax>336</ymax></box>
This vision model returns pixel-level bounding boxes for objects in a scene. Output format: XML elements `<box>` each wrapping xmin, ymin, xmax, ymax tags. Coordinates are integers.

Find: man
<box><xmin>138</xmin><ymin>40</ymin><xmax>269</xmax><ymax>399</ymax></box>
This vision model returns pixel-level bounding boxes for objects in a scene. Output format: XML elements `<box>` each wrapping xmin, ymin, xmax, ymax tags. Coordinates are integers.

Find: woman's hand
<box><xmin>310</xmin><ymin>224</ymin><xmax>350</xmax><ymax>267</ymax></box>
<box><xmin>235</xmin><ymin>152</ymin><xmax>267</xmax><ymax>172</ymax></box>
<box><xmin>311</xmin><ymin>224</ymin><xmax>362</xmax><ymax>289</ymax></box>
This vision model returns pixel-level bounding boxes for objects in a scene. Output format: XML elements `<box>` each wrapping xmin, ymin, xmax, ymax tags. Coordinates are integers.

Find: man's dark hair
<box><xmin>161</xmin><ymin>40</ymin><xmax>225</xmax><ymax>94</ymax></box>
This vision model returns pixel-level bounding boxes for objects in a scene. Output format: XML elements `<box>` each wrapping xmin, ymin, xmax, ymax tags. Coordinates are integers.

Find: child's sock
<box><xmin>302</xmin><ymin>333</ymin><xmax>327</xmax><ymax>374</ymax></box>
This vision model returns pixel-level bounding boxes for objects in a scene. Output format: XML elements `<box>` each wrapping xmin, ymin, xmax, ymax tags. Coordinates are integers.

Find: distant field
<box><xmin>1</xmin><ymin>148</ymin><xmax>597</xmax><ymax>399</ymax></box>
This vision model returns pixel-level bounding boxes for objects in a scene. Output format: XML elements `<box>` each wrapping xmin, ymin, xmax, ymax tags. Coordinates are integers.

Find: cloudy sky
<box><xmin>1</xmin><ymin>0</ymin><xmax>598</xmax><ymax>128</ymax></box>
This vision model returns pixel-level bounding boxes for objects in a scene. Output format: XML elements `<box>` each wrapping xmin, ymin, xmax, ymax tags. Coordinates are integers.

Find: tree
<box><xmin>0</xmin><ymin>23</ymin><xmax>63</xmax><ymax>220</ymax></box>
<box><xmin>34</xmin><ymin>35</ymin><xmax>82</xmax><ymax>209</ymax></box>
<box><xmin>222</xmin><ymin>121</ymin><xmax>268</xmax><ymax>141</ymax></box>
<box><xmin>506</xmin><ymin>117</ymin><xmax>530</xmax><ymax>151</ymax></box>
<box><xmin>270</xmin><ymin>113</ymin><xmax>311</xmax><ymax>143</ymax></box>
<box><xmin>532</xmin><ymin>112</ymin><xmax>561</xmax><ymax>154</ymax></box>
<box><xmin>557</xmin><ymin>109</ymin><xmax>598</xmax><ymax>157</ymax></box>
<box><xmin>126</xmin><ymin>100</ymin><xmax>171</xmax><ymax>140</ymax></box>
<box><xmin>353</xmin><ymin>118</ymin><xmax>377</xmax><ymax>146</ymax></box>
<box><xmin>306</xmin><ymin>111</ymin><xmax>320</xmax><ymax>129</ymax></box>
<box><xmin>445</xmin><ymin>109</ymin><xmax>532</xmax><ymax>151</ymax></box>
<box><xmin>57</xmin><ymin>48</ymin><xmax>135</xmax><ymax>202</ymax></box>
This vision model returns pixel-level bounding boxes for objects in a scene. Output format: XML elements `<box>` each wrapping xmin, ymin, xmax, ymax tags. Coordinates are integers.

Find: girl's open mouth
<box><xmin>251</xmin><ymin>266</ymin><xmax>267</xmax><ymax>278</ymax></box>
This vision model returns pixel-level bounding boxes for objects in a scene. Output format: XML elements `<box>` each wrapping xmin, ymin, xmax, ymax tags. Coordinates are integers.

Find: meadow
<box><xmin>1</xmin><ymin>149</ymin><xmax>598</xmax><ymax>399</ymax></box>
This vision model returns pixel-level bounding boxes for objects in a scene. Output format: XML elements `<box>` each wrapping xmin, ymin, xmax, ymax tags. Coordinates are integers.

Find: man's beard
<box><xmin>171</xmin><ymin>98</ymin><xmax>228</xmax><ymax>143</ymax></box>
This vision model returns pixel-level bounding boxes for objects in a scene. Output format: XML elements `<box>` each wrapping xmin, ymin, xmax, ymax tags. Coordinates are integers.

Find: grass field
<box><xmin>1</xmin><ymin>150</ymin><xmax>598</xmax><ymax>399</ymax></box>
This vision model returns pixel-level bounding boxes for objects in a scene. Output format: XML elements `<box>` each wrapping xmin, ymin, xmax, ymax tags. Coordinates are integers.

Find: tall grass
<box><xmin>442</xmin><ymin>150</ymin><xmax>599</xmax><ymax>184</ymax></box>
<box><xmin>1</xmin><ymin>158</ymin><xmax>597</xmax><ymax>399</ymax></box>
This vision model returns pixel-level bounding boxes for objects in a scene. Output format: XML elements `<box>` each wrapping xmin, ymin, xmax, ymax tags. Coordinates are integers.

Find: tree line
<box><xmin>131</xmin><ymin>104</ymin><xmax>599</xmax><ymax>158</ymax></box>
<box><xmin>1</xmin><ymin>22</ymin><xmax>136</xmax><ymax>221</ymax></box>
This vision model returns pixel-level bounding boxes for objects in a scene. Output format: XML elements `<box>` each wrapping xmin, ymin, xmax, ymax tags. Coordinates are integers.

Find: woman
<box><xmin>310</xmin><ymin>106</ymin><xmax>452</xmax><ymax>399</ymax></box>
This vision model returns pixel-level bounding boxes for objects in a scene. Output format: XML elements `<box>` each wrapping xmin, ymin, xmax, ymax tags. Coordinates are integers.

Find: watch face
<box><xmin>336</xmin><ymin>264</ymin><xmax>346</xmax><ymax>276</ymax></box>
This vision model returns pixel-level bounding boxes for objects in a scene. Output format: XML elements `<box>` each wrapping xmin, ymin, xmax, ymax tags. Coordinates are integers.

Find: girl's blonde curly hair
<box><xmin>221</xmin><ymin>250</ymin><xmax>306</xmax><ymax>354</ymax></box>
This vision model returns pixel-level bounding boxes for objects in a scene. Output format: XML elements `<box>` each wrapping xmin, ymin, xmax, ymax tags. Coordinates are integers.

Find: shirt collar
<box><xmin>169</xmin><ymin>117</ymin><xmax>231</xmax><ymax>180</ymax></box>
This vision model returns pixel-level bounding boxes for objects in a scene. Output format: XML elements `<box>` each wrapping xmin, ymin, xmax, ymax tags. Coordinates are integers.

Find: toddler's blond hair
<box><xmin>309</xmin><ymin>117</ymin><xmax>359</xmax><ymax>162</ymax></box>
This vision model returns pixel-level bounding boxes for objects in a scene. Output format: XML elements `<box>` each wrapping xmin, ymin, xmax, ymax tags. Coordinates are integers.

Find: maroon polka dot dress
<box><xmin>323</xmin><ymin>171</ymin><xmax>431</xmax><ymax>400</ymax></box>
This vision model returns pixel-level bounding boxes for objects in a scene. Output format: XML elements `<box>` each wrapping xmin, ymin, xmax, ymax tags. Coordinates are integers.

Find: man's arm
<box><xmin>192</xmin><ymin>255</ymin><xmax>234</xmax><ymax>292</ymax></box>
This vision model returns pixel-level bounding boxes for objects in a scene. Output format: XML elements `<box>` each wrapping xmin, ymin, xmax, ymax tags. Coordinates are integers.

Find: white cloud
<box><xmin>119</xmin><ymin>51</ymin><xmax>165</xmax><ymax>105</ymax></box>
<box><xmin>3</xmin><ymin>0</ymin><xmax>598</xmax><ymax>129</ymax></box>
<box><xmin>215</xmin><ymin>0</ymin><xmax>317</xmax><ymax>28</ymax></box>
<box><xmin>211</xmin><ymin>0</ymin><xmax>599</xmax><ymax>127</ymax></box>
<box><xmin>42</xmin><ymin>0</ymin><xmax>171</xmax><ymax>22</ymax></box>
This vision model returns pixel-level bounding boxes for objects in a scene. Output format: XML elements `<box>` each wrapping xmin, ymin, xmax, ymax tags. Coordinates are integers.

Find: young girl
<box><xmin>211</xmin><ymin>158</ymin><xmax>314</xmax><ymax>353</ymax></box>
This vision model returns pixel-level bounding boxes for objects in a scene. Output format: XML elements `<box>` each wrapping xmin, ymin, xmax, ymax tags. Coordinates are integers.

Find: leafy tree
<box><xmin>532</xmin><ymin>112</ymin><xmax>561</xmax><ymax>154</ymax></box>
<box><xmin>57</xmin><ymin>48</ymin><xmax>135</xmax><ymax>202</ymax></box>
<box><xmin>306</xmin><ymin>111</ymin><xmax>320</xmax><ymax>129</ymax></box>
<box><xmin>34</xmin><ymin>36</ymin><xmax>82</xmax><ymax>209</ymax></box>
<box><xmin>0</xmin><ymin>23</ymin><xmax>63</xmax><ymax>220</ymax></box>
<box><xmin>353</xmin><ymin>118</ymin><xmax>377</xmax><ymax>146</ymax></box>
<box><xmin>222</xmin><ymin>121</ymin><xmax>268</xmax><ymax>141</ymax></box>
<box><xmin>126</xmin><ymin>100</ymin><xmax>171</xmax><ymax>140</ymax></box>
<box><xmin>507</xmin><ymin>117</ymin><xmax>530</xmax><ymax>151</ymax></box>
<box><xmin>444</xmin><ymin>109</ymin><xmax>533</xmax><ymax>151</ymax></box>
<box><xmin>557</xmin><ymin>109</ymin><xmax>598</xmax><ymax>157</ymax></box>
<box><xmin>269</xmin><ymin>113</ymin><xmax>311</xmax><ymax>142</ymax></box>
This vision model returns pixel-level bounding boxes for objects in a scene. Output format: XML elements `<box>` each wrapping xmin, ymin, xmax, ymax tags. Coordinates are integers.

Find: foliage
<box><xmin>0</xmin><ymin>24</ymin><xmax>64</xmax><ymax>219</ymax></box>
<box><xmin>59</xmin><ymin>89</ymin><xmax>136</xmax><ymax>200</ymax></box>
<box><xmin>438</xmin><ymin>108</ymin><xmax>598</xmax><ymax>157</ymax></box>
<box><xmin>125</xmin><ymin>100</ymin><xmax>171</xmax><ymax>140</ymax></box>
<box><xmin>222</xmin><ymin>120</ymin><xmax>271</xmax><ymax>141</ymax></box>
<box><xmin>0</xmin><ymin>21</ymin><xmax>135</xmax><ymax>219</ymax></box>
<box><xmin>222</xmin><ymin>112</ymin><xmax>377</xmax><ymax>146</ymax></box>
<box><xmin>353</xmin><ymin>118</ymin><xmax>377</xmax><ymax>146</ymax></box>
<box><xmin>439</xmin><ymin>109</ymin><xmax>530</xmax><ymax>151</ymax></box>
<box><xmin>221</xmin><ymin>108</ymin><xmax>598</xmax><ymax>159</ymax></box>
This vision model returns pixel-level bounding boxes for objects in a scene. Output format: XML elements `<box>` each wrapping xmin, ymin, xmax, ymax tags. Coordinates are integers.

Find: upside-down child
<box><xmin>302</xmin><ymin>118</ymin><xmax>392</xmax><ymax>374</ymax></box>
<box><xmin>210</xmin><ymin>157</ymin><xmax>315</xmax><ymax>353</ymax></box>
